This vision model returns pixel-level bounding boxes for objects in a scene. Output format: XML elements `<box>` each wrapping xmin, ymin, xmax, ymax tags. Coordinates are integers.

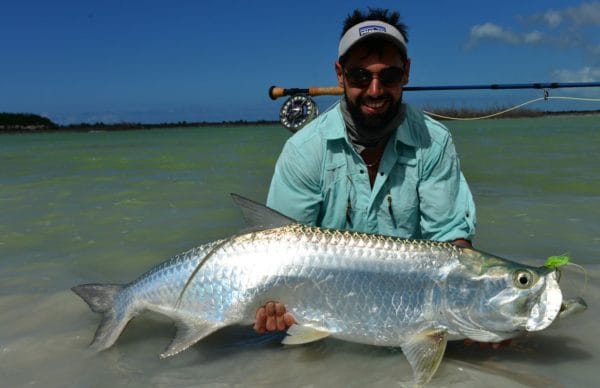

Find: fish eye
<box><xmin>513</xmin><ymin>270</ymin><xmax>534</xmax><ymax>289</ymax></box>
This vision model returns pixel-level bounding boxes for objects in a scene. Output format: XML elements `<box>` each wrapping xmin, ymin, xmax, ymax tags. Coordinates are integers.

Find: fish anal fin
<box><xmin>401</xmin><ymin>328</ymin><xmax>448</xmax><ymax>387</ymax></box>
<box><xmin>281</xmin><ymin>324</ymin><xmax>330</xmax><ymax>345</ymax></box>
<box><xmin>160</xmin><ymin>319</ymin><xmax>221</xmax><ymax>359</ymax></box>
<box><xmin>89</xmin><ymin>311</ymin><xmax>132</xmax><ymax>352</ymax></box>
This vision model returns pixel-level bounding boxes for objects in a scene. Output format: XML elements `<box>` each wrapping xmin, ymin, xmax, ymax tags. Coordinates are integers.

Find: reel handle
<box><xmin>269</xmin><ymin>86</ymin><xmax>343</xmax><ymax>100</ymax></box>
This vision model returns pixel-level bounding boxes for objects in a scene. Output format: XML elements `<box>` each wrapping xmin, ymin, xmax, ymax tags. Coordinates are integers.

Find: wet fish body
<box><xmin>73</xmin><ymin>196</ymin><xmax>563</xmax><ymax>386</ymax></box>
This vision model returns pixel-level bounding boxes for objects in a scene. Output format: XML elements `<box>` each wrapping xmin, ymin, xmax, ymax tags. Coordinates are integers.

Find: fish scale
<box><xmin>72</xmin><ymin>195</ymin><xmax>563</xmax><ymax>386</ymax></box>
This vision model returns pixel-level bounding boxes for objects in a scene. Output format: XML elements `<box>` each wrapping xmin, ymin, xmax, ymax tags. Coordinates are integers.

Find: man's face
<box><xmin>336</xmin><ymin>42</ymin><xmax>410</xmax><ymax>130</ymax></box>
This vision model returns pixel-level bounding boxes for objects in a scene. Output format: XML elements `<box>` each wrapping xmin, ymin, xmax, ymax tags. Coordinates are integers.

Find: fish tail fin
<box><xmin>72</xmin><ymin>283</ymin><xmax>132</xmax><ymax>352</ymax></box>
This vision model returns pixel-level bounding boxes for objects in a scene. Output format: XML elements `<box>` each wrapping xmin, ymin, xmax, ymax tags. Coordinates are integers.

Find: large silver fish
<box><xmin>73</xmin><ymin>195</ymin><xmax>563</xmax><ymax>386</ymax></box>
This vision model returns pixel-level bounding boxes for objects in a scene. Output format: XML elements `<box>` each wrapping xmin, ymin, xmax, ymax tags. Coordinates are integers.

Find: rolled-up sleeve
<box><xmin>266</xmin><ymin>141</ymin><xmax>323</xmax><ymax>225</ymax></box>
<box><xmin>418</xmin><ymin>133</ymin><xmax>476</xmax><ymax>242</ymax></box>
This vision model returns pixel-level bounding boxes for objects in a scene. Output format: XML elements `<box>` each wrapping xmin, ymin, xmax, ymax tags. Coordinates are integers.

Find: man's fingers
<box><xmin>275</xmin><ymin>302</ymin><xmax>286</xmax><ymax>316</ymax></box>
<box><xmin>265</xmin><ymin>301</ymin><xmax>276</xmax><ymax>317</ymax></box>
<box><xmin>255</xmin><ymin>301</ymin><xmax>296</xmax><ymax>333</ymax></box>
<box><xmin>254</xmin><ymin>307</ymin><xmax>266</xmax><ymax>333</ymax></box>
<box><xmin>265</xmin><ymin>302</ymin><xmax>279</xmax><ymax>331</ymax></box>
<box><xmin>276</xmin><ymin>314</ymin><xmax>286</xmax><ymax>331</ymax></box>
<box><xmin>284</xmin><ymin>313</ymin><xmax>296</xmax><ymax>326</ymax></box>
<box><xmin>266</xmin><ymin>315</ymin><xmax>277</xmax><ymax>332</ymax></box>
<box><xmin>274</xmin><ymin>303</ymin><xmax>293</xmax><ymax>330</ymax></box>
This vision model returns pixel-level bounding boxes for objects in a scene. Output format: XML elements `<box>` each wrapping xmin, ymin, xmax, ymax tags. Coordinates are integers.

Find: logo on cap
<box><xmin>359</xmin><ymin>25</ymin><xmax>387</xmax><ymax>36</ymax></box>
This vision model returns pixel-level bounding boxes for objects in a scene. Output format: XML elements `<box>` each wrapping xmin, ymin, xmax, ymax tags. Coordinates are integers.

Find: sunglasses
<box><xmin>343</xmin><ymin>66</ymin><xmax>405</xmax><ymax>88</ymax></box>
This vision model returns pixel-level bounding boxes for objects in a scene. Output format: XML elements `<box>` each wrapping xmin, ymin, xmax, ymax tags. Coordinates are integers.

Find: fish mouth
<box><xmin>526</xmin><ymin>270</ymin><xmax>563</xmax><ymax>331</ymax></box>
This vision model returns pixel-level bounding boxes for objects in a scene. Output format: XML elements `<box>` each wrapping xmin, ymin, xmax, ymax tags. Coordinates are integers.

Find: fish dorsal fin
<box><xmin>230</xmin><ymin>193</ymin><xmax>296</xmax><ymax>229</ymax></box>
<box><xmin>400</xmin><ymin>328</ymin><xmax>448</xmax><ymax>386</ymax></box>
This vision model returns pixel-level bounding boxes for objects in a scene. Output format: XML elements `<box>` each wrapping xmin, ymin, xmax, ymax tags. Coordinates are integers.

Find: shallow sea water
<box><xmin>1</xmin><ymin>116</ymin><xmax>599</xmax><ymax>387</ymax></box>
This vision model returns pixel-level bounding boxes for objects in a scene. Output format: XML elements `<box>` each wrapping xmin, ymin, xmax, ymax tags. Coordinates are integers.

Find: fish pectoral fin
<box><xmin>400</xmin><ymin>328</ymin><xmax>448</xmax><ymax>387</ymax></box>
<box><xmin>281</xmin><ymin>324</ymin><xmax>330</xmax><ymax>345</ymax></box>
<box><xmin>160</xmin><ymin>320</ymin><xmax>221</xmax><ymax>359</ymax></box>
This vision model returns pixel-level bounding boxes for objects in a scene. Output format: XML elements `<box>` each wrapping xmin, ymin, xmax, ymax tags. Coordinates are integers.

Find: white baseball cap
<box><xmin>338</xmin><ymin>20</ymin><xmax>407</xmax><ymax>59</ymax></box>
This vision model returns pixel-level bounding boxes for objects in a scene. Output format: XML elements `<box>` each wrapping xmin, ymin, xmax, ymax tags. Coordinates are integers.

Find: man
<box><xmin>256</xmin><ymin>8</ymin><xmax>491</xmax><ymax>344</ymax></box>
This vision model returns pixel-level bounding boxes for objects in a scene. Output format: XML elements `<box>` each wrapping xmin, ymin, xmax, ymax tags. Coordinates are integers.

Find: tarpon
<box><xmin>72</xmin><ymin>194</ymin><xmax>563</xmax><ymax>386</ymax></box>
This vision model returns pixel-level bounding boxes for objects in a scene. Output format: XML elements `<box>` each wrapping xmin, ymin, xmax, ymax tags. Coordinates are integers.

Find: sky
<box><xmin>1</xmin><ymin>0</ymin><xmax>599</xmax><ymax>125</ymax></box>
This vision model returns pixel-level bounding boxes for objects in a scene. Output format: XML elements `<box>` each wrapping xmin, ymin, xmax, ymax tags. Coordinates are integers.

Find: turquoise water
<box><xmin>0</xmin><ymin>127</ymin><xmax>288</xmax><ymax>289</ymax></box>
<box><xmin>1</xmin><ymin>117</ymin><xmax>598</xmax><ymax>387</ymax></box>
<box><xmin>454</xmin><ymin>115</ymin><xmax>600</xmax><ymax>262</ymax></box>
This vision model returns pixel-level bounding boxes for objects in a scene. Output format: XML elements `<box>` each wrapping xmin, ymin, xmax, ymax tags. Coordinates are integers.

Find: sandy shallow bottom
<box><xmin>1</xmin><ymin>264</ymin><xmax>596</xmax><ymax>388</ymax></box>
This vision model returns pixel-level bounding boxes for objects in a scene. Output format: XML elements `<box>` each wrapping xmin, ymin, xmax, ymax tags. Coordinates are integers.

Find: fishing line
<box><xmin>424</xmin><ymin>97</ymin><xmax>547</xmax><ymax>121</ymax></box>
<box><xmin>424</xmin><ymin>95</ymin><xmax>600</xmax><ymax>121</ymax></box>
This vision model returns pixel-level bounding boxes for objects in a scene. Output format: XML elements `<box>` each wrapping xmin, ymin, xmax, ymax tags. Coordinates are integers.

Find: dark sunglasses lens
<box><xmin>346</xmin><ymin>68</ymin><xmax>372</xmax><ymax>87</ymax></box>
<box><xmin>345</xmin><ymin>67</ymin><xmax>404</xmax><ymax>87</ymax></box>
<box><xmin>379</xmin><ymin>67</ymin><xmax>404</xmax><ymax>85</ymax></box>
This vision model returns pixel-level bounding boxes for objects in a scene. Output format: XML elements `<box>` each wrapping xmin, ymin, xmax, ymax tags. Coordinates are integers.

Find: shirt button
<box><xmin>359</xmin><ymin>169</ymin><xmax>365</xmax><ymax>174</ymax></box>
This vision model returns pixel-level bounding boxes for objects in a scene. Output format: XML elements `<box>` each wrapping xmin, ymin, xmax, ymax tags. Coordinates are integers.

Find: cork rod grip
<box><xmin>269</xmin><ymin>85</ymin><xmax>343</xmax><ymax>100</ymax></box>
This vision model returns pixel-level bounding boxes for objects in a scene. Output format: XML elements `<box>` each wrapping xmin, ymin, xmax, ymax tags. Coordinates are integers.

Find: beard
<box><xmin>345</xmin><ymin>93</ymin><xmax>401</xmax><ymax>132</ymax></box>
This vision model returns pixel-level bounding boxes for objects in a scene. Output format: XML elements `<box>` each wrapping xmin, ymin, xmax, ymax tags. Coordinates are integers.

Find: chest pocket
<box><xmin>379</xmin><ymin>155</ymin><xmax>421</xmax><ymax>238</ymax></box>
<box><xmin>319</xmin><ymin>149</ymin><xmax>348</xmax><ymax>228</ymax></box>
<box><xmin>319</xmin><ymin>145</ymin><xmax>369</xmax><ymax>231</ymax></box>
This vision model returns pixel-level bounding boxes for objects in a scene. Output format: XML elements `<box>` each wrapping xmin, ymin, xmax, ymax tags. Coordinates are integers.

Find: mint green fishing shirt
<box><xmin>266</xmin><ymin>102</ymin><xmax>476</xmax><ymax>242</ymax></box>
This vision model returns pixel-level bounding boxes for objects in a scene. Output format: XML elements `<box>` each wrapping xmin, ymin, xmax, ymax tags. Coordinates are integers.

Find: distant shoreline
<box><xmin>0</xmin><ymin>119</ymin><xmax>280</xmax><ymax>134</ymax></box>
<box><xmin>1</xmin><ymin>109</ymin><xmax>599</xmax><ymax>134</ymax></box>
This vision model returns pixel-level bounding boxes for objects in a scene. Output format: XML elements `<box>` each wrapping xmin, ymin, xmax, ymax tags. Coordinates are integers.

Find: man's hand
<box><xmin>452</xmin><ymin>239</ymin><xmax>472</xmax><ymax>248</ymax></box>
<box><xmin>254</xmin><ymin>301</ymin><xmax>296</xmax><ymax>333</ymax></box>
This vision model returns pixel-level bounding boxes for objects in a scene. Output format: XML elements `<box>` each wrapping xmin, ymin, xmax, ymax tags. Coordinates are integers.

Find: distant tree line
<box><xmin>0</xmin><ymin>113</ymin><xmax>279</xmax><ymax>133</ymax></box>
<box><xmin>0</xmin><ymin>113</ymin><xmax>58</xmax><ymax>131</ymax></box>
<box><xmin>425</xmin><ymin>106</ymin><xmax>600</xmax><ymax>120</ymax></box>
<box><xmin>61</xmin><ymin>119</ymin><xmax>280</xmax><ymax>132</ymax></box>
<box><xmin>424</xmin><ymin>106</ymin><xmax>544</xmax><ymax>119</ymax></box>
<box><xmin>1</xmin><ymin>108</ymin><xmax>598</xmax><ymax>134</ymax></box>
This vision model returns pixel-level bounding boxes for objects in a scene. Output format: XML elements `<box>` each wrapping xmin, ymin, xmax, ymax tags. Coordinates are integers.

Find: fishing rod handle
<box><xmin>269</xmin><ymin>86</ymin><xmax>343</xmax><ymax>100</ymax></box>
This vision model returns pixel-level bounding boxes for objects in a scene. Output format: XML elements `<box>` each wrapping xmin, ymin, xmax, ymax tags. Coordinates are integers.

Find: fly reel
<box><xmin>279</xmin><ymin>94</ymin><xmax>319</xmax><ymax>133</ymax></box>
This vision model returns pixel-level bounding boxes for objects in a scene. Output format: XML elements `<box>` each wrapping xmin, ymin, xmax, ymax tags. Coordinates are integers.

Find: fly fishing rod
<box><xmin>269</xmin><ymin>81</ymin><xmax>600</xmax><ymax>131</ymax></box>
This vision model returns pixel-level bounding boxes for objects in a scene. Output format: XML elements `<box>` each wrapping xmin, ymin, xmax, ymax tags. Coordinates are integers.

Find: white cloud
<box><xmin>467</xmin><ymin>23</ymin><xmax>543</xmax><ymax>47</ymax></box>
<box><xmin>531</xmin><ymin>2</ymin><xmax>600</xmax><ymax>27</ymax></box>
<box><xmin>565</xmin><ymin>2</ymin><xmax>600</xmax><ymax>26</ymax></box>
<box><xmin>543</xmin><ymin>10</ymin><xmax>562</xmax><ymax>28</ymax></box>
<box><xmin>523</xmin><ymin>30</ymin><xmax>543</xmax><ymax>43</ymax></box>
<box><xmin>470</xmin><ymin>23</ymin><xmax>517</xmax><ymax>42</ymax></box>
<box><xmin>466</xmin><ymin>3</ymin><xmax>599</xmax><ymax>93</ymax></box>
<box><xmin>467</xmin><ymin>2</ymin><xmax>599</xmax><ymax>54</ymax></box>
<box><xmin>553</xmin><ymin>66</ymin><xmax>600</xmax><ymax>82</ymax></box>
